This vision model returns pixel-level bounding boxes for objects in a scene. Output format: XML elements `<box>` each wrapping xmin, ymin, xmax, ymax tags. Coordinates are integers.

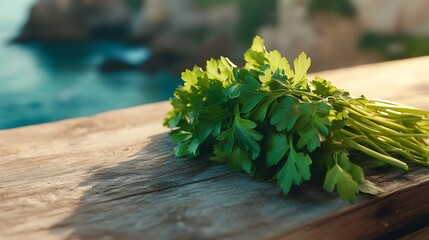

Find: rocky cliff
<box><xmin>15</xmin><ymin>0</ymin><xmax>429</xmax><ymax>72</ymax></box>
<box><xmin>15</xmin><ymin>0</ymin><xmax>137</xmax><ymax>41</ymax></box>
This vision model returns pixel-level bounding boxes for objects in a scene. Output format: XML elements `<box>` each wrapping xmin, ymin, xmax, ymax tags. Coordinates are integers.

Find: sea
<box><xmin>0</xmin><ymin>0</ymin><xmax>181</xmax><ymax>129</ymax></box>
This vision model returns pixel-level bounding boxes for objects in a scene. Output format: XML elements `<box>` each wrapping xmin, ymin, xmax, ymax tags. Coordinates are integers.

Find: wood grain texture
<box><xmin>1</xmin><ymin>57</ymin><xmax>429</xmax><ymax>240</ymax></box>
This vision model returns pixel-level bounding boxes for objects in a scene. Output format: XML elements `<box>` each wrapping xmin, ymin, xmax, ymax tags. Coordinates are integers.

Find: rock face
<box><xmin>258</xmin><ymin>0</ymin><xmax>429</xmax><ymax>71</ymax></box>
<box><xmin>16</xmin><ymin>0</ymin><xmax>245</xmax><ymax>72</ymax></box>
<box><xmin>259</xmin><ymin>0</ymin><xmax>317</xmax><ymax>62</ymax></box>
<box><xmin>15</xmin><ymin>0</ymin><xmax>136</xmax><ymax>41</ymax></box>
<box><xmin>135</xmin><ymin>0</ymin><xmax>243</xmax><ymax>71</ymax></box>
<box><xmin>259</xmin><ymin>0</ymin><xmax>381</xmax><ymax>72</ymax></box>
<box><xmin>350</xmin><ymin>0</ymin><xmax>429</xmax><ymax>36</ymax></box>
<box><xmin>14</xmin><ymin>0</ymin><xmax>429</xmax><ymax>72</ymax></box>
<box><xmin>136</xmin><ymin>0</ymin><xmax>429</xmax><ymax>66</ymax></box>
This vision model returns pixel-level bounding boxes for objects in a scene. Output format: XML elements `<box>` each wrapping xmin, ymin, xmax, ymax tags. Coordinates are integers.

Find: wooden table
<box><xmin>1</xmin><ymin>57</ymin><xmax>429</xmax><ymax>239</ymax></box>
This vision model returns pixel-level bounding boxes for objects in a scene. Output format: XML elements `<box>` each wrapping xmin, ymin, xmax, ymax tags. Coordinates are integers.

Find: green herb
<box><xmin>164</xmin><ymin>36</ymin><xmax>429</xmax><ymax>203</ymax></box>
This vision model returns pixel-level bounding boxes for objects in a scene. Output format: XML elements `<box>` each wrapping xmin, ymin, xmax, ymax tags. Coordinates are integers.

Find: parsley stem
<box><xmin>290</xmin><ymin>90</ymin><xmax>323</xmax><ymax>100</ymax></box>
<box><xmin>367</xmin><ymin>103</ymin><xmax>429</xmax><ymax>115</ymax></box>
<box><xmin>342</xmin><ymin>137</ymin><xmax>409</xmax><ymax>170</ymax></box>
<box><xmin>349</xmin><ymin>119</ymin><xmax>429</xmax><ymax>154</ymax></box>
<box><xmin>341</xmin><ymin>128</ymin><xmax>389</xmax><ymax>155</ymax></box>
<box><xmin>379</xmin><ymin>136</ymin><xmax>428</xmax><ymax>162</ymax></box>
<box><xmin>347</xmin><ymin>105</ymin><xmax>412</xmax><ymax>133</ymax></box>
<box><xmin>342</xmin><ymin>127</ymin><xmax>429</xmax><ymax>165</ymax></box>
<box><xmin>351</xmin><ymin>119</ymin><xmax>429</xmax><ymax>154</ymax></box>
<box><xmin>274</xmin><ymin>87</ymin><xmax>324</xmax><ymax>101</ymax></box>
<box><xmin>347</xmin><ymin>115</ymin><xmax>429</xmax><ymax>138</ymax></box>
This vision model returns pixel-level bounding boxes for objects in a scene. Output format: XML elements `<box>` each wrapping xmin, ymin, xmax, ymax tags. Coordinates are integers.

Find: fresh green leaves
<box><xmin>198</xmin><ymin>105</ymin><xmax>230</xmax><ymax>141</ymax></box>
<box><xmin>276</xmin><ymin>139</ymin><xmax>312</xmax><ymax>194</ymax></box>
<box><xmin>324</xmin><ymin>163</ymin><xmax>359</xmax><ymax>203</ymax></box>
<box><xmin>322</xmin><ymin>152</ymin><xmax>381</xmax><ymax>203</ymax></box>
<box><xmin>165</xmin><ymin>35</ymin><xmax>429</xmax><ymax>204</ymax></box>
<box><xmin>270</xmin><ymin>97</ymin><xmax>332</xmax><ymax>152</ymax></box>
<box><xmin>212</xmin><ymin>146</ymin><xmax>254</xmax><ymax>174</ymax></box>
<box><xmin>265</xmin><ymin>133</ymin><xmax>289</xmax><ymax>166</ymax></box>
<box><xmin>217</xmin><ymin>110</ymin><xmax>263</xmax><ymax>160</ymax></box>
<box><xmin>311</xmin><ymin>76</ymin><xmax>338</xmax><ymax>97</ymax></box>
<box><xmin>296</xmin><ymin>102</ymin><xmax>332</xmax><ymax>152</ymax></box>
<box><xmin>271</xmin><ymin>97</ymin><xmax>302</xmax><ymax>132</ymax></box>
<box><xmin>292</xmin><ymin>52</ymin><xmax>311</xmax><ymax>88</ymax></box>
<box><xmin>170</xmin><ymin>130</ymin><xmax>200</xmax><ymax>157</ymax></box>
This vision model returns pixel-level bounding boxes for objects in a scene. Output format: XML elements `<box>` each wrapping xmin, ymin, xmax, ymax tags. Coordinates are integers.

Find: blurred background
<box><xmin>2</xmin><ymin>0</ymin><xmax>429</xmax><ymax>129</ymax></box>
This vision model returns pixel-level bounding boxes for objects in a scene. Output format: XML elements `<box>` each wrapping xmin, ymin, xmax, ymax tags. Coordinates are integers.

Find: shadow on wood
<box><xmin>48</xmin><ymin>133</ymin><xmax>234</xmax><ymax>239</ymax></box>
<box><xmin>47</xmin><ymin>132</ymin><xmax>429</xmax><ymax>240</ymax></box>
<box><xmin>47</xmin><ymin>133</ymin><xmax>347</xmax><ymax>239</ymax></box>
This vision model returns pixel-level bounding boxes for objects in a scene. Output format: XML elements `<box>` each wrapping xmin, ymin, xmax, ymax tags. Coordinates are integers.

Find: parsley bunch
<box><xmin>164</xmin><ymin>36</ymin><xmax>429</xmax><ymax>203</ymax></box>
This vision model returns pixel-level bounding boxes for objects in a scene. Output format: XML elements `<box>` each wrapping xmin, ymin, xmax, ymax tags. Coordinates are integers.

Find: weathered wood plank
<box><xmin>1</xmin><ymin>57</ymin><xmax>429</xmax><ymax>239</ymax></box>
<box><xmin>401</xmin><ymin>225</ymin><xmax>429</xmax><ymax>240</ymax></box>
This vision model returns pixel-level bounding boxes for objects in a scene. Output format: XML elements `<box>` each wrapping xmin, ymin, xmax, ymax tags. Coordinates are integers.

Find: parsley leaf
<box><xmin>265</xmin><ymin>133</ymin><xmax>289</xmax><ymax>166</ymax></box>
<box><xmin>324</xmin><ymin>163</ymin><xmax>359</xmax><ymax>203</ymax></box>
<box><xmin>270</xmin><ymin>96</ymin><xmax>302</xmax><ymax>132</ymax></box>
<box><xmin>198</xmin><ymin>105</ymin><xmax>231</xmax><ymax>141</ymax></box>
<box><xmin>296</xmin><ymin>102</ymin><xmax>332</xmax><ymax>152</ymax></box>
<box><xmin>244</xmin><ymin>36</ymin><xmax>267</xmax><ymax>70</ymax></box>
<box><xmin>311</xmin><ymin>76</ymin><xmax>338</xmax><ymax>97</ymax></box>
<box><xmin>217</xmin><ymin>109</ymin><xmax>263</xmax><ymax>159</ymax></box>
<box><xmin>292</xmin><ymin>52</ymin><xmax>311</xmax><ymax>89</ymax></box>
<box><xmin>276</xmin><ymin>139</ymin><xmax>312</xmax><ymax>194</ymax></box>
<box><xmin>170</xmin><ymin>130</ymin><xmax>201</xmax><ymax>157</ymax></box>
<box><xmin>212</xmin><ymin>146</ymin><xmax>254</xmax><ymax>174</ymax></box>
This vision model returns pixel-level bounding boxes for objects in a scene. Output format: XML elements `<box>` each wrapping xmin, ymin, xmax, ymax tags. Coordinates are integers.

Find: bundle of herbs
<box><xmin>164</xmin><ymin>36</ymin><xmax>429</xmax><ymax>203</ymax></box>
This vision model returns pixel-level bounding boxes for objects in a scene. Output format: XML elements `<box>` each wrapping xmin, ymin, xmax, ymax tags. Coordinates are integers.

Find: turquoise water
<box><xmin>0</xmin><ymin>1</ymin><xmax>181</xmax><ymax>129</ymax></box>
